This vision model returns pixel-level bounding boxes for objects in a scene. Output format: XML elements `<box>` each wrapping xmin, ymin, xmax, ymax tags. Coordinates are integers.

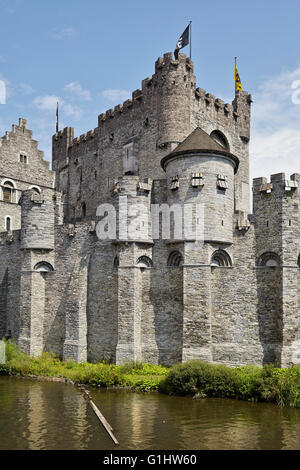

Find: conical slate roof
<box><xmin>161</xmin><ymin>126</ymin><xmax>239</xmax><ymax>173</ymax></box>
<box><xmin>171</xmin><ymin>126</ymin><xmax>227</xmax><ymax>155</ymax></box>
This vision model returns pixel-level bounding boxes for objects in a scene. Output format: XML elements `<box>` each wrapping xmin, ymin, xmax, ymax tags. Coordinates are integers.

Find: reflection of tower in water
<box><xmin>27</xmin><ymin>383</ymin><xmax>47</xmax><ymax>450</ymax></box>
<box><xmin>25</xmin><ymin>382</ymin><xmax>90</xmax><ymax>450</ymax></box>
<box><xmin>62</xmin><ymin>386</ymin><xmax>90</xmax><ymax>449</ymax></box>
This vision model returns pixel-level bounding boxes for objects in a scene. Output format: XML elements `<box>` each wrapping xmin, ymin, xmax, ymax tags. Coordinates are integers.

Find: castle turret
<box><xmin>232</xmin><ymin>90</ymin><xmax>252</xmax><ymax>214</ymax></box>
<box><xmin>52</xmin><ymin>126</ymin><xmax>74</xmax><ymax>192</ymax></box>
<box><xmin>18</xmin><ymin>189</ymin><xmax>56</xmax><ymax>356</ymax></box>
<box><xmin>161</xmin><ymin>127</ymin><xmax>239</xmax><ymax>362</ymax></box>
<box><xmin>156</xmin><ymin>52</ymin><xmax>196</xmax><ymax>150</ymax></box>
<box><xmin>161</xmin><ymin>126</ymin><xmax>239</xmax><ymax>244</ymax></box>
<box><xmin>253</xmin><ymin>172</ymin><xmax>300</xmax><ymax>366</ymax></box>
<box><xmin>110</xmin><ymin>175</ymin><xmax>156</xmax><ymax>363</ymax></box>
<box><xmin>20</xmin><ymin>190</ymin><xmax>55</xmax><ymax>250</ymax></box>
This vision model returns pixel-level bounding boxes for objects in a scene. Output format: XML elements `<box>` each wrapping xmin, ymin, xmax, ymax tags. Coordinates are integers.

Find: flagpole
<box><xmin>189</xmin><ymin>21</ymin><xmax>192</xmax><ymax>59</ymax></box>
<box><xmin>56</xmin><ymin>101</ymin><xmax>59</xmax><ymax>133</ymax></box>
<box><xmin>234</xmin><ymin>57</ymin><xmax>237</xmax><ymax>94</ymax></box>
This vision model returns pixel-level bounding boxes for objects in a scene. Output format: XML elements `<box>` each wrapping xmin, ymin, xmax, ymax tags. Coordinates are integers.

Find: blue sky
<box><xmin>1</xmin><ymin>0</ymin><xmax>300</xmax><ymax>180</ymax></box>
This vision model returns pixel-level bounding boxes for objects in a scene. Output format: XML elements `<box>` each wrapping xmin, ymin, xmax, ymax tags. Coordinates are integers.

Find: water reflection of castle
<box><xmin>3</xmin><ymin>379</ymin><xmax>299</xmax><ymax>450</ymax></box>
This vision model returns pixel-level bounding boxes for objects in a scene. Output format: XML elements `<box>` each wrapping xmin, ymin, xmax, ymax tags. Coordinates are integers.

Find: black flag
<box><xmin>174</xmin><ymin>25</ymin><xmax>190</xmax><ymax>60</ymax></box>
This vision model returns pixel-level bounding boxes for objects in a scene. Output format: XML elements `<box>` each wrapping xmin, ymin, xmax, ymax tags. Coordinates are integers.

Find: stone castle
<box><xmin>0</xmin><ymin>52</ymin><xmax>299</xmax><ymax>367</ymax></box>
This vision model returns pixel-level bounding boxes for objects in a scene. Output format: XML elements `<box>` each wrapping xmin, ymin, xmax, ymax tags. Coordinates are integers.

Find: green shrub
<box><xmin>160</xmin><ymin>360</ymin><xmax>300</xmax><ymax>408</ymax></box>
<box><xmin>0</xmin><ymin>363</ymin><xmax>11</xmax><ymax>375</ymax></box>
<box><xmin>160</xmin><ymin>361</ymin><xmax>239</xmax><ymax>397</ymax></box>
<box><xmin>120</xmin><ymin>361</ymin><xmax>168</xmax><ymax>376</ymax></box>
<box><xmin>120</xmin><ymin>361</ymin><xmax>144</xmax><ymax>374</ymax></box>
<box><xmin>273</xmin><ymin>366</ymin><xmax>300</xmax><ymax>407</ymax></box>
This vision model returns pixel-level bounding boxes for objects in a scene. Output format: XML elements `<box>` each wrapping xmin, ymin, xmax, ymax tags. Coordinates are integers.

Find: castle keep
<box><xmin>0</xmin><ymin>52</ymin><xmax>299</xmax><ymax>367</ymax></box>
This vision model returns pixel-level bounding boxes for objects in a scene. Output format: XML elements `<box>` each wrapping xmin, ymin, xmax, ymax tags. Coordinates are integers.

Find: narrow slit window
<box><xmin>6</xmin><ymin>217</ymin><xmax>11</xmax><ymax>231</ymax></box>
<box><xmin>171</xmin><ymin>175</ymin><xmax>179</xmax><ymax>190</ymax></box>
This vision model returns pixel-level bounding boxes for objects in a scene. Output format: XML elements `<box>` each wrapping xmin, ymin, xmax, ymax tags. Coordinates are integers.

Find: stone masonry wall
<box><xmin>0</xmin><ymin>118</ymin><xmax>55</xmax><ymax>232</ymax></box>
<box><xmin>52</xmin><ymin>52</ymin><xmax>251</xmax><ymax>223</ymax></box>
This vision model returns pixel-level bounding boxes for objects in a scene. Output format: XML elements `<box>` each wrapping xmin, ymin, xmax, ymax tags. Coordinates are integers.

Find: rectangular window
<box><xmin>123</xmin><ymin>142</ymin><xmax>138</xmax><ymax>175</ymax></box>
<box><xmin>217</xmin><ymin>174</ymin><xmax>228</xmax><ymax>190</ymax></box>
<box><xmin>171</xmin><ymin>175</ymin><xmax>179</xmax><ymax>190</ymax></box>
<box><xmin>191</xmin><ymin>173</ymin><xmax>204</xmax><ymax>188</ymax></box>
<box><xmin>3</xmin><ymin>188</ymin><xmax>11</xmax><ymax>202</ymax></box>
<box><xmin>20</xmin><ymin>154</ymin><xmax>27</xmax><ymax>164</ymax></box>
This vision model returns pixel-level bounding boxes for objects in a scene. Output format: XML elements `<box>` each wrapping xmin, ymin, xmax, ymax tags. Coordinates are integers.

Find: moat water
<box><xmin>0</xmin><ymin>376</ymin><xmax>300</xmax><ymax>450</ymax></box>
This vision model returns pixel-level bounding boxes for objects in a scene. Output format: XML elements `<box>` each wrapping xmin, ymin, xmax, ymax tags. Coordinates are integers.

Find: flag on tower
<box><xmin>174</xmin><ymin>24</ymin><xmax>190</xmax><ymax>60</ymax></box>
<box><xmin>56</xmin><ymin>102</ymin><xmax>59</xmax><ymax>133</ymax></box>
<box><xmin>234</xmin><ymin>58</ymin><xmax>243</xmax><ymax>91</ymax></box>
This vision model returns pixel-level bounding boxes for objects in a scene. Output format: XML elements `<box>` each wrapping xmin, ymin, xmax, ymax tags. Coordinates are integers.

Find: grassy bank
<box><xmin>0</xmin><ymin>341</ymin><xmax>168</xmax><ymax>391</ymax></box>
<box><xmin>1</xmin><ymin>341</ymin><xmax>300</xmax><ymax>407</ymax></box>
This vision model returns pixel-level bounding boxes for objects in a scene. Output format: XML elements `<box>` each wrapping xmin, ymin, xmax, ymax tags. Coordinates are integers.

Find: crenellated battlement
<box><xmin>155</xmin><ymin>52</ymin><xmax>194</xmax><ymax>73</ymax></box>
<box><xmin>95</xmin><ymin>52</ymin><xmax>195</xmax><ymax>129</ymax></box>
<box><xmin>253</xmin><ymin>173</ymin><xmax>300</xmax><ymax>194</ymax></box>
<box><xmin>97</xmin><ymin>94</ymin><xmax>143</xmax><ymax>127</ymax></box>
<box><xmin>193</xmin><ymin>87</ymin><xmax>252</xmax><ymax>121</ymax></box>
<box><xmin>61</xmin><ymin>51</ymin><xmax>251</xmax><ymax>147</ymax></box>
<box><xmin>3</xmin><ymin>51</ymin><xmax>300</xmax><ymax>369</ymax></box>
<box><xmin>194</xmin><ymin>88</ymin><xmax>234</xmax><ymax>116</ymax></box>
<box><xmin>51</xmin><ymin>51</ymin><xmax>252</xmax><ymax>219</ymax></box>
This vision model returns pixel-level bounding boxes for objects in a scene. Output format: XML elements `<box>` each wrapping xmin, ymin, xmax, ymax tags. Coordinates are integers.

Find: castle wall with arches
<box><xmin>0</xmin><ymin>52</ymin><xmax>300</xmax><ymax>367</ymax></box>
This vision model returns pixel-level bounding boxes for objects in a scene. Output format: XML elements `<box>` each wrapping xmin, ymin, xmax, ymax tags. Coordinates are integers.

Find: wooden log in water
<box><xmin>78</xmin><ymin>385</ymin><xmax>119</xmax><ymax>445</ymax></box>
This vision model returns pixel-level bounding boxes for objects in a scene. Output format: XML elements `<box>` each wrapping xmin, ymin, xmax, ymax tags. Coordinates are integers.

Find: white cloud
<box><xmin>50</xmin><ymin>27</ymin><xmax>76</xmax><ymax>41</ymax></box>
<box><xmin>102</xmin><ymin>89</ymin><xmax>131</xmax><ymax>106</ymax></box>
<box><xmin>0</xmin><ymin>79</ymin><xmax>6</xmax><ymax>104</ymax></box>
<box><xmin>64</xmin><ymin>81</ymin><xmax>91</xmax><ymax>101</ymax></box>
<box><xmin>33</xmin><ymin>94</ymin><xmax>82</xmax><ymax>120</ymax></box>
<box><xmin>19</xmin><ymin>83</ymin><xmax>34</xmax><ymax>95</ymax></box>
<box><xmin>0</xmin><ymin>73</ymin><xmax>11</xmax><ymax>100</ymax></box>
<box><xmin>250</xmin><ymin>67</ymin><xmax>300</xmax><ymax>180</ymax></box>
<box><xmin>33</xmin><ymin>94</ymin><xmax>59</xmax><ymax>111</ymax></box>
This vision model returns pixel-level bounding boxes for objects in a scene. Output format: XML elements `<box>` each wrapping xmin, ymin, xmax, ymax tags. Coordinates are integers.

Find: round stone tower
<box><xmin>112</xmin><ymin>175</ymin><xmax>153</xmax><ymax>242</ymax></box>
<box><xmin>20</xmin><ymin>189</ymin><xmax>55</xmax><ymax>250</ymax></box>
<box><xmin>110</xmin><ymin>175</ymin><xmax>156</xmax><ymax>364</ymax></box>
<box><xmin>156</xmin><ymin>52</ymin><xmax>196</xmax><ymax>149</ymax></box>
<box><xmin>161</xmin><ymin>126</ymin><xmax>239</xmax><ymax>244</ymax></box>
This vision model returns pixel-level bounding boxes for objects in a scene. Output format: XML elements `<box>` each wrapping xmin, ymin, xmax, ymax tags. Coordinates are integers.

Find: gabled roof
<box><xmin>160</xmin><ymin>126</ymin><xmax>239</xmax><ymax>173</ymax></box>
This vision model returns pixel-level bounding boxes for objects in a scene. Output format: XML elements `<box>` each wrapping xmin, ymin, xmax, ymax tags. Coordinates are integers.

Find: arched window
<box><xmin>5</xmin><ymin>216</ymin><xmax>11</xmax><ymax>232</ymax></box>
<box><xmin>136</xmin><ymin>256</ymin><xmax>153</xmax><ymax>268</ymax></box>
<box><xmin>113</xmin><ymin>255</ymin><xmax>119</xmax><ymax>268</ymax></box>
<box><xmin>211</xmin><ymin>249</ymin><xmax>232</xmax><ymax>267</ymax></box>
<box><xmin>257</xmin><ymin>252</ymin><xmax>280</xmax><ymax>267</ymax></box>
<box><xmin>34</xmin><ymin>262</ymin><xmax>54</xmax><ymax>272</ymax></box>
<box><xmin>29</xmin><ymin>185</ymin><xmax>41</xmax><ymax>194</ymax></box>
<box><xmin>210</xmin><ymin>130</ymin><xmax>230</xmax><ymax>151</ymax></box>
<box><xmin>167</xmin><ymin>250</ymin><xmax>183</xmax><ymax>267</ymax></box>
<box><xmin>2</xmin><ymin>181</ymin><xmax>14</xmax><ymax>203</ymax></box>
